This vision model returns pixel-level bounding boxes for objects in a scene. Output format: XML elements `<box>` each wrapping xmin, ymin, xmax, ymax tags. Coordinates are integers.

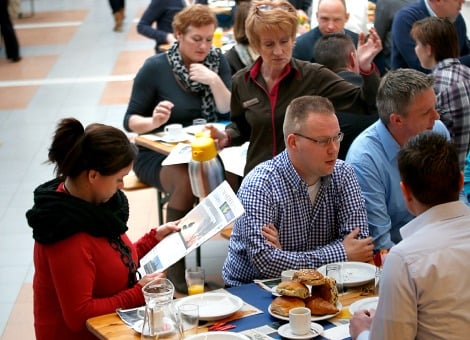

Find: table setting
<box><xmin>87</xmin><ymin>264</ymin><xmax>379</xmax><ymax>340</ymax></box>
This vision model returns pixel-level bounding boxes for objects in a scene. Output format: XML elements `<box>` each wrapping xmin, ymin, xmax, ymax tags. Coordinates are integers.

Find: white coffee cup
<box><xmin>281</xmin><ymin>269</ymin><xmax>296</xmax><ymax>282</ymax></box>
<box><xmin>289</xmin><ymin>307</ymin><xmax>311</xmax><ymax>335</ymax></box>
<box><xmin>164</xmin><ymin>123</ymin><xmax>184</xmax><ymax>139</ymax></box>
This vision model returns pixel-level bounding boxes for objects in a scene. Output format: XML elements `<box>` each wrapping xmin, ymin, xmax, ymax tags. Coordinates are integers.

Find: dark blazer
<box><xmin>293</xmin><ymin>27</ymin><xmax>359</xmax><ymax>63</ymax></box>
<box><xmin>391</xmin><ymin>0</ymin><xmax>470</xmax><ymax>72</ymax></box>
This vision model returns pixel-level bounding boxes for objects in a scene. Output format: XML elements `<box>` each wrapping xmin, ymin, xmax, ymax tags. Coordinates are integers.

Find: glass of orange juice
<box><xmin>185</xmin><ymin>267</ymin><xmax>205</xmax><ymax>295</ymax></box>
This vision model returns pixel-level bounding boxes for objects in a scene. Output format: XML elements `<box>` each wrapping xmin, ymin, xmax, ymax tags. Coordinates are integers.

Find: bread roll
<box><xmin>271</xmin><ymin>296</ymin><xmax>305</xmax><ymax>317</ymax></box>
<box><xmin>276</xmin><ymin>280</ymin><xmax>310</xmax><ymax>298</ymax></box>
<box><xmin>310</xmin><ymin>276</ymin><xmax>338</xmax><ymax>305</ymax></box>
<box><xmin>305</xmin><ymin>297</ymin><xmax>338</xmax><ymax>316</ymax></box>
<box><xmin>292</xmin><ymin>269</ymin><xmax>326</xmax><ymax>286</ymax></box>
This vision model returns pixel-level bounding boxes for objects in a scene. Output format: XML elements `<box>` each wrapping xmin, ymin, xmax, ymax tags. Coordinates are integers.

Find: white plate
<box><xmin>317</xmin><ymin>262</ymin><xmax>376</xmax><ymax>287</ymax></box>
<box><xmin>185</xmin><ymin>331</ymin><xmax>250</xmax><ymax>340</ymax></box>
<box><xmin>271</xmin><ymin>285</ymin><xmax>281</xmax><ymax>297</ymax></box>
<box><xmin>268</xmin><ymin>302</ymin><xmax>342</xmax><ymax>322</ymax></box>
<box><xmin>184</xmin><ymin>123</ymin><xmax>227</xmax><ymax>135</ymax></box>
<box><xmin>277</xmin><ymin>322</ymin><xmax>324</xmax><ymax>339</ymax></box>
<box><xmin>174</xmin><ymin>293</ymin><xmax>243</xmax><ymax>321</ymax></box>
<box><xmin>349</xmin><ymin>297</ymin><xmax>379</xmax><ymax>315</ymax></box>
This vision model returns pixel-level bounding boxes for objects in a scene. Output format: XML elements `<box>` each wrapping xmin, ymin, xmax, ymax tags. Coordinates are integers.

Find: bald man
<box><xmin>293</xmin><ymin>0</ymin><xmax>358</xmax><ymax>63</ymax></box>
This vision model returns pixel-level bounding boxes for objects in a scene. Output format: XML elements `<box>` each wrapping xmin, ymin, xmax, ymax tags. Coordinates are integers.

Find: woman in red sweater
<box><xmin>26</xmin><ymin>118</ymin><xmax>180</xmax><ymax>340</ymax></box>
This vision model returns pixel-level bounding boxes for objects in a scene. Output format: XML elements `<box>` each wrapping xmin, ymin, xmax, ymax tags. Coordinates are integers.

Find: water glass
<box><xmin>326</xmin><ymin>263</ymin><xmax>344</xmax><ymax>294</ymax></box>
<box><xmin>178</xmin><ymin>304</ymin><xmax>199</xmax><ymax>338</ymax></box>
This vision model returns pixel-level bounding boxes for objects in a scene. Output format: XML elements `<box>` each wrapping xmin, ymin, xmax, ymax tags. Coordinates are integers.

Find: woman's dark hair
<box><xmin>48</xmin><ymin>118</ymin><xmax>138</xmax><ymax>179</ymax></box>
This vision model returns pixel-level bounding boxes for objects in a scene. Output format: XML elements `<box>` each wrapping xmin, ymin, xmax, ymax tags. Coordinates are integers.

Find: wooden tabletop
<box><xmin>86</xmin><ymin>313</ymin><xmax>140</xmax><ymax>340</ymax></box>
<box><xmin>134</xmin><ymin>135</ymin><xmax>176</xmax><ymax>156</ymax></box>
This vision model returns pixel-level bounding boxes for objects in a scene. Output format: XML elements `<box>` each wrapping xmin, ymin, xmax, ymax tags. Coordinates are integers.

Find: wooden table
<box><xmin>135</xmin><ymin>135</ymin><xmax>175</xmax><ymax>155</ymax></box>
<box><xmin>87</xmin><ymin>313</ymin><xmax>140</xmax><ymax>340</ymax></box>
<box><xmin>87</xmin><ymin>282</ymin><xmax>376</xmax><ymax>339</ymax></box>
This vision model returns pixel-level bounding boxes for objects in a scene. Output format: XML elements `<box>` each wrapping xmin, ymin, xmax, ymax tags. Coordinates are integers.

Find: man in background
<box><xmin>293</xmin><ymin>0</ymin><xmax>358</xmax><ymax>63</ymax></box>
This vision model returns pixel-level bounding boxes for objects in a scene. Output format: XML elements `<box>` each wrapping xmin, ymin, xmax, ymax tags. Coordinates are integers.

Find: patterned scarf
<box><xmin>167</xmin><ymin>42</ymin><xmax>221</xmax><ymax>122</ymax></box>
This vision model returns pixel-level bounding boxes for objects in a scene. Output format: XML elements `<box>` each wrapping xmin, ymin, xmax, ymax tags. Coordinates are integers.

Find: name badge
<box><xmin>242</xmin><ymin>98</ymin><xmax>260</xmax><ymax>108</ymax></box>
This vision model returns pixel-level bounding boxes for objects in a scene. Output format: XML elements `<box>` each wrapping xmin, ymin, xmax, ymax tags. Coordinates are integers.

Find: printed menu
<box><xmin>138</xmin><ymin>180</ymin><xmax>244</xmax><ymax>276</ymax></box>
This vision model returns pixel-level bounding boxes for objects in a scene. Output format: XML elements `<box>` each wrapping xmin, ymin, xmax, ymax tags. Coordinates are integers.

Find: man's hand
<box><xmin>349</xmin><ymin>309</ymin><xmax>375</xmax><ymax>340</ymax></box>
<box><xmin>357</xmin><ymin>27</ymin><xmax>382</xmax><ymax>72</ymax></box>
<box><xmin>343</xmin><ymin>228</ymin><xmax>374</xmax><ymax>262</ymax></box>
<box><xmin>262</xmin><ymin>223</ymin><xmax>281</xmax><ymax>249</ymax></box>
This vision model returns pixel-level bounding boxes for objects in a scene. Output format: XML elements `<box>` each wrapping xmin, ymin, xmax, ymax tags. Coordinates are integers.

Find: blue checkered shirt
<box><xmin>433</xmin><ymin>58</ymin><xmax>470</xmax><ymax>170</ymax></box>
<box><xmin>222</xmin><ymin>151</ymin><xmax>369</xmax><ymax>286</ymax></box>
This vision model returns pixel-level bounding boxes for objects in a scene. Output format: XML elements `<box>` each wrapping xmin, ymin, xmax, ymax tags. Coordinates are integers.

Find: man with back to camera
<box><xmin>313</xmin><ymin>33</ymin><xmax>378</xmax><ymax>160</ymax></box>
<box><xmin>222</xmin><ymin>95</ymin><xmax>374</xmax><ymax>287</ymax></box>
<box><xmin>345</xmin><ymin>68</ymin><xmax>450</xmax><ymax>251</ymax></box>
<box><xmin>349</xmin><ymin>131</ymin><xmax>470</xmax><ymax>339</ymax></box>
<box><xmin>391</xmin><ymin>0</ymin><xmax>470</xmax><ymax>73</ymax></box>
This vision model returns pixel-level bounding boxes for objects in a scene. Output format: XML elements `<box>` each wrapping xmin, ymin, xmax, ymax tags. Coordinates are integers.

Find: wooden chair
<box><xmin>123</xmin><ymin>172</ymin><xmax>169</xmax><ymax>225</ymax></box>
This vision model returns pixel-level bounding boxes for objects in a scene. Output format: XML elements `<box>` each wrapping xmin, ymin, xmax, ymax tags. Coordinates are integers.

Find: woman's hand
<box><xmin>206</xmin><ymin>125</ymin><xmax>229</xmax><ymax>149</ymax></box>
<box><xmin>154</xmin><ymin>221</ymin><xmax>181</xmax><ymax>242</ymax></box>
<box><xmin>137</xmin><ymin>272</ymin><xmax>167</xmax><ymax>287</ymax></box>
<box><xmin>152</xmin><ymin>100</ymin><xmax>174</xmax><ymax>128</ymax></box>
<box><xmin>357</xmin><ymin>27</ymin><xmax>382</xmax><ymax>72</ymax></box>
<box><xmin>262</xmin><ymin>223</ymin><xmax>281</xmax><ymax>249</ymax></box>
<box><xmin>189</xmin><ymin>63</ymin><xmax>217</xmax><ymax>86</ymax></box>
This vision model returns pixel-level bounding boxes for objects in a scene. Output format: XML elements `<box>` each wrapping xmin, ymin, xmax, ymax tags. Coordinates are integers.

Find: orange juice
<box><xmin>188</xmin><ymin>284</ymin><xmax>204</xmax><ymax>295</ymax></box>
<box><xmin>213</xmin><ymin>28</ymin><xmax>223</xmax><ymax>48</ymax></box>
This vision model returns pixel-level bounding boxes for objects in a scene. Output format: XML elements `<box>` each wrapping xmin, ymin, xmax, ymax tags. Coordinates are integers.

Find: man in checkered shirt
<box><xmin>222</xmin><ymin>95</ymin><xmax>374</xmax><ymax>287</ymax></box>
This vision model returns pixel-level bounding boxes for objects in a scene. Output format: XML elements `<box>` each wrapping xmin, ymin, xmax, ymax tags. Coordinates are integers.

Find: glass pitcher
<box><xmin>141</xmin><ymin>278</ymin><xmax>181</xmax><ymax>340</ymax></box>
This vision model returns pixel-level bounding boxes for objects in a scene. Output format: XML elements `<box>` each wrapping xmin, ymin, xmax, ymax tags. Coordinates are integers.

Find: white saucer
<box><xmin>277</xmin><ymin>322</ymin><xmax>324</xmax><ymax>339</ymax></box>
<box><xmin>160</xmin><ymin>134</ymin><xmax>190</xmax><ymax>143</ymax></box>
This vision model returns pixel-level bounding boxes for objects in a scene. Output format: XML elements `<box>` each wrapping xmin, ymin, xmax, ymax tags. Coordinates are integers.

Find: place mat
<box><xmin>194</xmin><ymin>288</ymin><xmax>263</xmax><ymax>332</ymax></box>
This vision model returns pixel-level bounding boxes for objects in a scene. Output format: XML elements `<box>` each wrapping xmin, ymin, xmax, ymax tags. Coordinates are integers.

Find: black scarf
<box><xmin>26</xmin><ymin>179</ymin><xmax>138</xmax><ymax>287</ymax></box>
<box><xmin>167</xmin><ymin>42</ymin><xmax>221</xmax><ymax>122</ymax></box>
<box><xmin>26</xmin><ymin>178</ymin><xmax>129</xmax><ymax>244</ymax></box>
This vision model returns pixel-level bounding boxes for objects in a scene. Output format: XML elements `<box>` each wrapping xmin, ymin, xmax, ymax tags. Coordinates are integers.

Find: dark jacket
<box><xmin>227</xmin><ymin>58</ymin><xmax>380</xmax><ymax>175</ymax></box>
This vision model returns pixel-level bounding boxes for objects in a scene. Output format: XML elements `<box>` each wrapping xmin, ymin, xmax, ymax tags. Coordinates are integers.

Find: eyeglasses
<box><xmin>294</xmin><ymin>132</ymin><xmax>344</xmax><ymax>147</ymax></box>
<box><xmin>256</xmin><ymin>4</ymin><xmax>295</xmax><ymax>13</ymax></box>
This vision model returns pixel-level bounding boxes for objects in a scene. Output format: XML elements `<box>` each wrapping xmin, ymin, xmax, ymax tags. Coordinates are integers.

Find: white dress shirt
<box><xmin>359</xmin><ymin>201</ymin><xmax>470</xmax><ymax>339</ymax></box>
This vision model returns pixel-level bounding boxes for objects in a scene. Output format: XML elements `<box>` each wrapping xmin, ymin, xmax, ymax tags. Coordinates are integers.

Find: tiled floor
<box><xmin>0</xmin><ymin>1</ymin><xmax>228</xmax><ymax>338</ymax></box>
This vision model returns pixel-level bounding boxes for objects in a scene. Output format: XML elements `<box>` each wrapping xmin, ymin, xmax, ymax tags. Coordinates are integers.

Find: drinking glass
<box><xmin>185</xmin><ymin>267</ymin><xmax>205</xmax><ymax>295</ymax></box>
<box><xmin>326</xmin><ymin>263</ymin><xmax>344</xmax><ymax>294</ymax></box>
<box><xmin>178</xmin><ymin>304</ymin><xmax>199</xmax><ymax>338</ymax></box>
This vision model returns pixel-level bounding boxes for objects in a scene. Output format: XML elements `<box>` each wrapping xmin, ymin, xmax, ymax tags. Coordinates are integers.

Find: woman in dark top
<box><xmin>209</xmin><ymin>0</ymin><xmax>382</xmax><ymax>176</ymax></box>
<box><xmin>124</xmin><ymin>4</ymin><xmax>231</xmax><ymax>292</ymax></box>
